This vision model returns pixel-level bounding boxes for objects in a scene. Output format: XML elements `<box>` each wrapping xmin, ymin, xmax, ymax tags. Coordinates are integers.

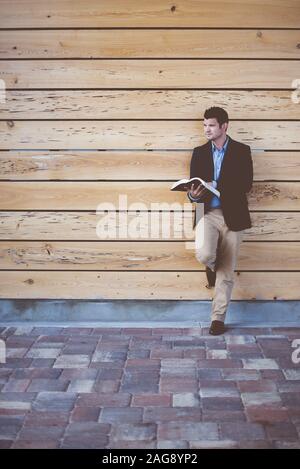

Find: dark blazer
<box><xmin>189</xmin><ymin>135</ymin><xmax>253</xmax><ymax>231</ymax></box>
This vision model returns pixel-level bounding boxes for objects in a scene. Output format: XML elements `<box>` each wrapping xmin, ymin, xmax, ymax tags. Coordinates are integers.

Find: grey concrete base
<box><xmin>0</xmin><ymin>300</ymin><xmax>299</xmax><ymax>326</ymax></box>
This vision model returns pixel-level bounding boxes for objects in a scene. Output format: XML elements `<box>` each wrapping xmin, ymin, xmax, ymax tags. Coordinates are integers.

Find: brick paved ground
<box><xmin>0</xmin><ymin>325</ymin><xmax>300</xmax><ymax>449</ymax></box>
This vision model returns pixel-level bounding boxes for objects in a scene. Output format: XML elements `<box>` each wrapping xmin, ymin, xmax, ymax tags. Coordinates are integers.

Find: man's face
<box><xmin>203</xmin><ymin>118</ymin><xmax>227</xmax><ymax>141</ymax></box>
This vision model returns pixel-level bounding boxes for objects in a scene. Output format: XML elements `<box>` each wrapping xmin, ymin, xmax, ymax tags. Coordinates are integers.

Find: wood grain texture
<box><xmin>0</xmin><ymin>241</ymin><xmax>299</xmax><ymax>270</ymax></box>
<box><xmin>1</xmin><ymin>0</ymin><xmax>299</xmax><ymax>303</ymax></box>
<box><xmin>2</xmin><ymin>90</ymin><xmax>300</xmax><ymax>119</ymax></box>
<box><xmin>1</xmin><ymin>59</ymin><xmax>299</xmax><ymax>89</ymax></box>
<box><xmin>1</xmin><ymin>121</ymin><xmax>300</xmax><ymax>150</ymax></box>
<box><xmin>1</xmin><ymin>1</ymin><xmax>300</xmax><ymax>28</ymax></box>
<box><xmin>0</xmin><ymin>182</ymin><xmax>298</xmax><ymax>210</ymax></box>
<box><xmin>0</xmin><ymin>150</ymin><xmax>299</xmax><ymax>181</ymax></box>
<box><xmin>1</xmin><ymin>211</ymin><xmax>299</xmax><ymax>241</ymax></box>
<box><xmin>1</xmin><ymin>30</ymin><xmax>300</xmax><ymax>59</ymax></box>
<box><xmin>0</xmin><ymin>271</ymin><xmax>298</xmax><ymax>299</ymax></box>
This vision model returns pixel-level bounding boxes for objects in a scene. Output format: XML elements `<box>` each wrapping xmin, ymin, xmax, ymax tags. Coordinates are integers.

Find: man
<box><xmin>187</xmin><ymin>107</ymin><xmax>253</xmax><ymax>335</ymax></box>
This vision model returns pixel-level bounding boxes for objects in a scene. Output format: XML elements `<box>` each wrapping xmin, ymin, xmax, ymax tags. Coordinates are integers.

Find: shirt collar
<box><xmin>211</xmin><ymin>136</ymin><xmax>229</xmax><ymax>153</ymax></box>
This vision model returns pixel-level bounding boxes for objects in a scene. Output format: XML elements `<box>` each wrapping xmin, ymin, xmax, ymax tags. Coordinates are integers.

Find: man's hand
<box><xmin>188</xmin><ymin>183</ymin><xmax>205</xmax><ymax>199</ymax></box>
<box><xmin>188</xmin><ymin>181</ymin><xmax>214</xmax><ymax>199</ymax></box>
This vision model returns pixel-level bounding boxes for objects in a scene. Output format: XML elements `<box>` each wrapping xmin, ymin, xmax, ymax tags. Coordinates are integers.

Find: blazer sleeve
<box><xmin>187</xmin><ymin>148</ymin><xmax>203</xmax><ymax>203</ymax></box>
<box><xmin>189</xmin><ymin>147</ymin><xmax>199</xmax><ymax>179</ymax></box>
<box><xmin>226</xmin><ymin>145</ymin><xmax>253</xmax><ymax>193</ymax></box>
<box><xmin>235</xmin><ymin>145</ymin><xmax>253</xmax><ymax>194</ymax></box>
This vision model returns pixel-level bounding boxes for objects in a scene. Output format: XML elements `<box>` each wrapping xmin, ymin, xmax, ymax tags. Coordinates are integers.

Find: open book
<box><xmin>170</xmin><ymin>177</ymin><xmax>220</xmax><ymax>198</ymax></box>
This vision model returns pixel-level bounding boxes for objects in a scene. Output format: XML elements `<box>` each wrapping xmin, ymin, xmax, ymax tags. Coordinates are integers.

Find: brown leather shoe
<box><xmin>205</xmin><ymin>266</ymin><xmax>216</xmax><ymax>288</ymax></box>
<box><xmin>209</xmin><ymin>320</ymin><xmax>226</xmax><ymax>335</ymax></box>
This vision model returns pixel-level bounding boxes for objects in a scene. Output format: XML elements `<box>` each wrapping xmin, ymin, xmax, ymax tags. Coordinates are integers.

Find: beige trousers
<box><xmin>195</xmin><ymin>207</ymin><xmax>245</xmax><ymax>322</ymax></box>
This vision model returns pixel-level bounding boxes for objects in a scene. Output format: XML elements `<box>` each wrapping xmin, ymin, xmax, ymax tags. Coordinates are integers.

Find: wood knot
<box><xmin>7</xmin><ymin>120</ymin><xmax>14</xmax><ymax>128</ymax></box>
<box><xmin>24</xmin><ymin>278</ymin><xmax>34</xmax><ymax>285</ymax></box>
<box><xmin>45</xmin><ymin>243</ymin><xmax>52</xmax><ymax>256</ymax></box>
<box><xmin>256</xmin><ymin>30</ymin><xmax>262</xmax><ymax>38</ymax></box>
<box><xmin>171</xmin><ymin>5</ymin><xmax>176</xmax><ymax>12</ymax></box>
<box><xmin>297</xmin><ymin>43</ymin><xmax>300</xmax><ymax>49</ymax></box>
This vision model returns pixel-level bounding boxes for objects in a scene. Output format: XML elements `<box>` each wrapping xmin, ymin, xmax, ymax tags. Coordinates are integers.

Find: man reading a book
<box><xmin>187</xmin><ymin>107</ymin><xmax>253</xmax><ymax>335</ymax></box>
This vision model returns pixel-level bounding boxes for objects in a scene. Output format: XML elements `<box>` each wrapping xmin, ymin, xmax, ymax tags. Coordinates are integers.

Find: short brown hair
<box><xmin>204</xmin><ymin>107</ymin><xmax>229</xmax><ymax>126</ymax></box>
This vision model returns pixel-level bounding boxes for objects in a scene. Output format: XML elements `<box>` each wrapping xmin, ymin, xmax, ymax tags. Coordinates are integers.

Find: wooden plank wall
<box><xmin>0</xmin><ymin>0</ymin><xmax>299</xmax><ymax>300</ymax></box>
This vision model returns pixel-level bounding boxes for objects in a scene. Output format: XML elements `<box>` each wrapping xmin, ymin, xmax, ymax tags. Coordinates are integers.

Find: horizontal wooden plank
<box><xmin>2</xmin><ymin>90</ymin><xmax>300</xmax><ymax>120</ymax></box>
<box><xmin>0</xmin><ymin>241</ymin><xmax>299</xmax><ymax>270</ymax></box>
<box><xmin>0</xmin><ymin>182</ymin><xmax>298</xmax><ymax>210</ymax></box>
<box><xmin>1</xmin><ymin>60</ymin><xmax>299</xmax><ymax>89</ymax></box>
<box><xmin>0</xmin><ymin>271</ymin><xmax>298</xmax><ymax>299</ymax></box>
<box><xmin>2</xmin><ymin>30</ymin><xmax>300</xmax><ymax>59</ymax></box>
<box><xmin>0</xmin><ymin>150</ymin><xmax>299</xmax><ymax>181</ymax></box>
<box><xmin>1</xmin><ymin>1</ymin><xmax>299</xmax><ymax>28</ymax></box>
<box><xmin>1</xmin><ymin>211</ymin><xmax>299</xmax><ymax>241</ymax></box>
<box><xmin>0</xmin><ymin>211</ymin><xmax>192</xmax><ymax>241</ymax></box>
<box><xmin>1</xmin><ymin>121</ymin><xmax>300</xmax><ymax>150</ymax></box>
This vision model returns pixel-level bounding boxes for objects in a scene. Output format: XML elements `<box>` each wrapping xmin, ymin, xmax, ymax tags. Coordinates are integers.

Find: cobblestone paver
<box><xmin>0</xmin><ymin>325</ymin><xmax>300</xmax><ymax>449</ymax></box>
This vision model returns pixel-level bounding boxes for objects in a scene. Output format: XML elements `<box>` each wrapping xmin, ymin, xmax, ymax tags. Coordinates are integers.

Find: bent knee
<box><xmin>195</xmin><ymin>250</ymin><xmax>215</xmax><ymax>266</ymax></box>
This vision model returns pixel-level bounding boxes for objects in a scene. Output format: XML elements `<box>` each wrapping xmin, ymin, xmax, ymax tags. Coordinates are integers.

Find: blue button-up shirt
<box><xmin>209</xmin><ymin>136</ymin><xmax>229</xmax><ymax>209</ymax></box>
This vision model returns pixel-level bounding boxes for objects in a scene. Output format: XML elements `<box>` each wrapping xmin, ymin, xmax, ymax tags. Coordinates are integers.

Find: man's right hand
<box><xmin>188</xmin><ymin>182</ymin><xmax>205</xmax><ymax>199</ymax></box>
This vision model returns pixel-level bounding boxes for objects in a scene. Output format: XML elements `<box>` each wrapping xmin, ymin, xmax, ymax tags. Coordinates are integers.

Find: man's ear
<box><xmin>223</xmin><ymin>122</ymin><xmax>228</xmax><ymax>132</ymax></box>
